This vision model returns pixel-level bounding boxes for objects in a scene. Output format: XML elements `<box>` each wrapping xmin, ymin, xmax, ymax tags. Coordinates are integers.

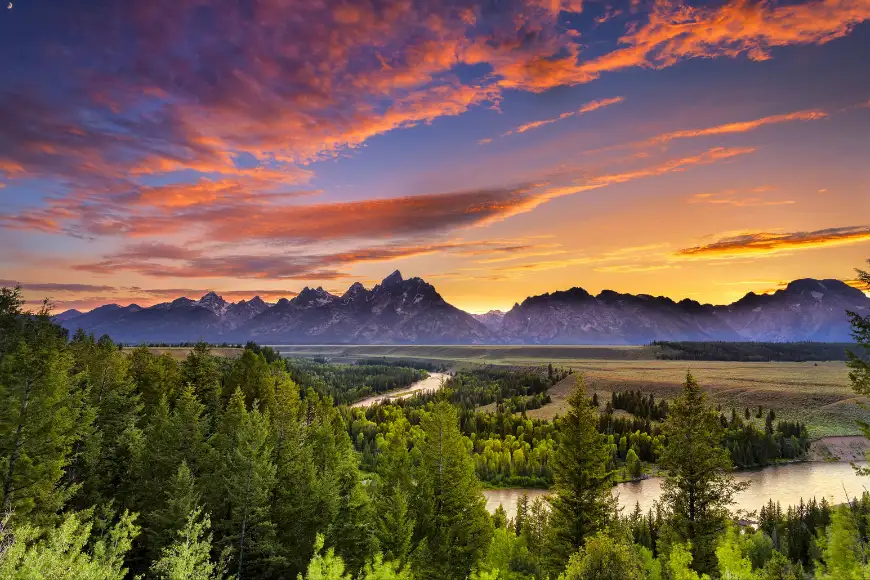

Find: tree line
<box><xmin>2</xmin><ymin>257</ymin><xmax>870</xmax><ymax>580</ymax></box>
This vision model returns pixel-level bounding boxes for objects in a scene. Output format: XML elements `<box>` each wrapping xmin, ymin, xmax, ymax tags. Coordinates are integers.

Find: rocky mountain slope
<box><xmin>55</xmin><ymin>275</ymin><xmax>867</xmax><ymax>344</ymax></box>
<box><xmin>499</xmin><ymin>278</ymin><xmax>868</xmax><ymax>344</ymax></box>
<box><xmin>57</xmin><ymin>271</ymin><xmax>493</xmax><ymax>344</ymax></box>
<box><xmin>471</xmin><ymin>310</ymin><xmax>506</xmax><ymax>331</ymax></box>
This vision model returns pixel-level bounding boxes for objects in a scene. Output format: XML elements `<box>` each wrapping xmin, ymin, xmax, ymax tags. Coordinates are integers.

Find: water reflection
<box><xmin>484</xmin><ymin>462</ymin><xmax>869</xmax><ymax>520</ymax></box>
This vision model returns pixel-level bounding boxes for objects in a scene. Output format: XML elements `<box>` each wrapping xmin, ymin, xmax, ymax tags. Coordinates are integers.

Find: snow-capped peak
<box><xmin>197</xmin><ymin>291</ymin><xmax>230</xmax><ymax>316</ymax></box>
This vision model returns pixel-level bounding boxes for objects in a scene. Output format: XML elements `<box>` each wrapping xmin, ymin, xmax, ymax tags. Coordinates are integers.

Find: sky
<box><xmin>1</xmin><ymin>0</ymin><xmax>869</xmax><ymax>314</ymax></box>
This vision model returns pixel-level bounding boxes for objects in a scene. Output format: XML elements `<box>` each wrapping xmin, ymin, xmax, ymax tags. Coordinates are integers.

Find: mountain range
<box><xmin>56</xmin><ymin>271</ymin><xmax>869</xmax><ymax>344</ymax></box>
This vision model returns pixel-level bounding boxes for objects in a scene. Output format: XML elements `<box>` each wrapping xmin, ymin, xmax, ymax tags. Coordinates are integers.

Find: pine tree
<box><xmin>270</xmin><ymin>375</ymin><xmax>318</xmax><ymax>576</ymax></box>
<box><xmin>129</xmin><ymin>346</ymin><xmax>181</xmax><ymax>412</ymax></box>
<box><xmin>558</xmin><ymin>530</ymin><xmax>646</xmax><ymax>580</ymax></box>
<box><xmin>225</xmin><ymin>348</ymin><xmax>275</xmax><ymax>412</ymax></box>
<box><xmin>298</xmin><ymin>534</ymin><xmax>351</xmax><ymax>580</ymax></box>
<box><xmin>209</xmin><ymin>389</ymin><xmax>278</xmax><ymax>579</ymax></box>
<box><xmin>148</xmin><ymin>462</ymin><xmax>203</xmax><ymax>560</ymax></box>
<box><xmin>658</xmin><ymin>372</ymin><xmax>748</xmax><ymax>575</ymax></box>
<box><xmin>150</xmin><ymin>506</ymin><xmax>224</xmax><ymax>580</ymax></box>
<box><xmin>546</xmin><ymin>377</ymin><xmax>616</xmax><ymax>574</ymax></box>
<box><xmin>181</xmin><ymin>342</ymin><xmax>222</xmax><ymax>427</ymax></box>
<box><xmin>373</xmin><ymin>418</ymin><xmax>415</xmax><ymax>565</ymax></box>
<box><xmin>0</xmin><ymin>292</ymin><xmax>83</xmax><ymax>525</ymax></box>
<box><xmin>814</xmin><ymin>504</ymin><xmax>868</xmax><ymax>579</ymax></box>
<box><xmin>72</xmin><ymin>334</ymin><xmax>144</xmax><ymax>510</ymax></box>
<box><xmin>413</xmin><ymin>401</ymin><xmax>492</xmax><ymax>580</ymax></box>
<box><xmin>0</xmin><ymin>508</ymin><xmax>139</xmax><ymax>579</ymax></box>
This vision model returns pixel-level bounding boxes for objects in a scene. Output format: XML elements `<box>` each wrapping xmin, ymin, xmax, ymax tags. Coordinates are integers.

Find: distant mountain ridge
<box><xmin>56</xmin><ymin>274</ymin><xmax>869</xmax><ymax>344</ymax></box>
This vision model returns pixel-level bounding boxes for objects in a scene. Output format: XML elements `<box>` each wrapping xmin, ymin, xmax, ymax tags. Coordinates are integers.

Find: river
<box><xmin>484</xmin><ymin>461</ymin><xmax>869</xmax><ymax>520</ymax></box>
<box><xmin>351</xmin><ymin>372</ymin><xmax>449</xmax><ymax>408</ymax></box>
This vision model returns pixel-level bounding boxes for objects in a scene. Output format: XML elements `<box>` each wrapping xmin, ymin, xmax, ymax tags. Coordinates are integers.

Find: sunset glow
<box><xmin>1</xmin><ymin>0</ymin><xmax>869</xmax><ymax>313</ymax></box>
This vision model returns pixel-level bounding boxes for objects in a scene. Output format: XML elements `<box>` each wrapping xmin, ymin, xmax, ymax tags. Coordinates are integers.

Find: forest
<box><xmin>2</xmin><ymin>269</ymin><xmax>870</xmax><ymax>580</ymax></box>
<box><xmin>652</xmin><ymin>341</ymin><xmax>858</xmax><ymax>362</ymax></box>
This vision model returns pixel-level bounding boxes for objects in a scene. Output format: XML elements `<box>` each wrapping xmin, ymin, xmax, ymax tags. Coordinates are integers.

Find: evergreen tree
<box><xmin>546</xmin><ymin>378</ymin><xmax>616</xmax><ymax>574</ymax></box>
<box><xmin>181</xmin><ymin>342</ymin><xmax>222</xmax><ymax>427</ymax></box>
<box><xmin>129</xmin><ymin>346</ymin><xmax>181</xmax><ymax>412</ymax></box>
<box><xmin>225</xmin><ymin>349</ymin><xmax>275</xmax><ymax>412</ymax></box>
<box><xmin>0</xmin><ymin>509</ymin><xmax>139</xmax><ymax>579</ymax></box>
<box><xmin>150</xmin><ymin>506</ymin><xmax>225</xmax><ymax>580</ymax></box>
<box><xmin>557</xmin><ymin>530</ymin><xmax>646</xmax><ymax>580</ymax></box>
<box><xmin>658</xmin><ymin>372</ymin><xmax>748</xmax><ymax>575</ymax></box>
<box><xmin>814</xmin><ymin>504</ymin><xmax>868</xmax><ymax>579</ymax></box>
<box><xmin>148</xmin><ymin>462</ymin><xmax>203</xmax><ymax>560</ymax></box>
<box><xmin>72</xmin><ymin>334</ymin><xmax>144</xmax><ymax>510</ymax></box>
<box><xmin>298</xmin><ymin>534</ymin><xmax>351</xmax><ymax>580</ymax></box>
<box><xmin>373</xmin><ymin>417</ymin><xmax>415</xmax><ymax>565</ymax></box>
<box><xmin>413</xmin><ymin>401</ymin><xmax>492</xmax><ymax>580</ymax></box>
<box><xmin>327</xmin><ymin>456</ymin><xmax>377</xmax><ymax>574</ymax></box>
<box><xmin>209</xmin><ymin>389</ymin><xmax>278</xmax><ymax>578</ymax></box>
<box><xmin>0</xmin><ymin>292</ymin><xmax>83</xmax><ymax>524</ymax></box>
<box><xmin>270</xmin><ymin>375</ymin><xmax>319</xmax><ymax>576</ymax></box>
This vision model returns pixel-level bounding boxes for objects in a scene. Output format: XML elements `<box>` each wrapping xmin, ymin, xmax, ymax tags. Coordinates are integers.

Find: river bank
<box><xmin>350</xmin><ymin>372</ymin><xmax>448</xmax><ymax>408</ymax></box>
<box><xmin>484</xmin><ymin>461</ymin><xmax>870</xmax><ymax>520</ymax></box>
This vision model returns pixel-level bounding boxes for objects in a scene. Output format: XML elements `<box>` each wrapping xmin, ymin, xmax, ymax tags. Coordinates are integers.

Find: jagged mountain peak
<box><xmin>382</xmin><ymin>269</ymin><xmax>404</xmax><ymax>286</ymax></box>
<box><xmin>343</xmin><ymin>281</ymin><xmax>367</xmax><ymax>299</ymax></box>
<box><xmin>55</xmin><ymin>274</ymin><xmax>868</xmax><ymax>344</ymax></box>
<box><xmin>197</xmin><ymin>291</ymin><xmax>229</xmax><ymax>315</ymax></box>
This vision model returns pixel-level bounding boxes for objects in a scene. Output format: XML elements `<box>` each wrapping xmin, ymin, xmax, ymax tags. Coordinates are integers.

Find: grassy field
<box><xmin>146</xmin><ymin>346</ymin><xmax>244</xmax><ymax>360</ymax></box>
<box><xmin>269</xmin><ymin>344</ymin><xmax>658</xmax><ymax>363</ymax></box>
<box><xmin>269</xmin><ymin>344</ymin><xmax>865</xmax><ymax>438</ymax></box>
<box><xmin>528</xmin><ymin>360</ymin><xmax>864</xmax><ymax>438</ymax></box>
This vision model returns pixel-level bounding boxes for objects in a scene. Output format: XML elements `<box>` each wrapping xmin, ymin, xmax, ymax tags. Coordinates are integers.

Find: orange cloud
<box><xmin>492</xmin><ymin>0</ymin><xmax>870</xmax><ymax>92</ymax></box>
<box><xmin>593</xmin><ymin>263</ymin><xmax>678</xmax><ymax>273</ymax></box>
<box><xmin>492</xmin><ymin>96</ymin><xmax>623</xmax><ymax>140</ymax></box>
<box><xmin>688</xmin><ymin>188</ymin><xmax>796</xmax><ymax>207</ymax></box>
<box><xmin>677</xmin><ymin>225</ymin><xmax>870</xmax><ymax>259</ymax></box>
<box><xmin>646</xmin><ymin>110</ymin><xmax>827</xmax><ymax>146</ymax></box>
<box><xmin>72</xmin><ymin>239</ymin><xmax>558</xmax><ymax>280</ymax></box>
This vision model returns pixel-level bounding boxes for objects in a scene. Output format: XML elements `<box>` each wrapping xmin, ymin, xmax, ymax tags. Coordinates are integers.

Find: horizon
<box><xmin>35</xmin><ymin>270</ymin><xmax>870</xmax><ymax>315</ymax></box>
<box><xmin>2</xmin><ymin>0</ymin><xmax>869</xmax><ymax>314</ymax></box>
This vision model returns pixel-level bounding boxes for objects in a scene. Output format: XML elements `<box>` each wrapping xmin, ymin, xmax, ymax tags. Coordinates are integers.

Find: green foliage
<box><xmin>813</xmin><ymin>504</ymin><xmax>869</xmax><ymax>579</ymax></box>
<box><xmin>0</xmin><ymin>293</ymin><xmax>83</xmax><ymax>524</ymax></box>
<box><xmin>653</xmin><ymin>341</ymin><xmax>859</xmax><ymax>362</ymax></box>
<box><xmin>147</xmin><ymin>462</ymin><xmax>203</xmax><ymax>560</ymax></box>
<box><xmin>208</xmin><ymin>388</ymin><xmax>278</xmax><ymax>578</ymax></box>
<box><xmin>474</xmin><ymin>527</ymin><xmax>537</xmax><ymax>580</ymax></box>
<box><xmin>372</xmin><ymin>417</ymin><xmax>415</xmax><ymax>564</ymax></box>
<box><xmin>0</xmin><ymin>509</ymin><xmax>139</xmax><ymax>579</ymax></box>
<box><xmin>359</xmin><ymin>554</ymin><xmax>414</xmax><ymax>580</ymax></box>
<box><xmin>413</xmin><ymin>402</ymin><xmax>492</xmax><ymax>580</ymax></box>
<box><xmin>557</xmin><ymin>530</ymin><xmax>646</xmax><ymax>580</ymax></box>
<box><xmin>285</xmin><ymin>358</ymin><xmax>427</xmax><ymax>405</ymax></box>
<box><xmin>546</xmin><ymin>378</ymin><xmax>616</xmax><ymax>574</ymax></box>
<box><xmin>299</xmin><ymin>535</ymin><xmax>351</xmax><ymax>580</ymax></box>
<box><xmin>658</xmin><ymin>372</ymin><xmax>748</xmax><ymax>575</ymax></box>
<box><xmin>70</xmin><ymin>333</ymin><xmax>144</xmax><ymax>510</ymax></box>
<box><xmin>150</xmin><ymin>506</ymin><xmax>225</xmax><ymax>580</ymax></box>
<box><xmin>181</xmin><ymin>342</ymin><xmax>223</xmax><ymax>424</ymax></box>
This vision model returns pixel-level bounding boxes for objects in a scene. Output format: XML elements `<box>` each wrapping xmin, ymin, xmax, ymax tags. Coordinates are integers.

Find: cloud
<box><xmin>687</xmin><ymin>188</ymin><xmax>796</xmax><ymax>207</ymax></box>
<box><xmin>0</xmin><ymin>281</ymin><xmax>117</xmax><ymax>293</ymax></box>
<box><xmin>676</xmin><ymin>225</ymin><xmax>870</xmax><ymax>259</ymax></box>
<box><xmin>72</xmin><ymin>239</ymin><xmax>558</xmax><ymax>280</ymax></box>
<box><xmin>644</xmin><ymin>110</ymin><xmax>828</xmax><ymax>146</ymax></box>
<box><xmin>4</xmin><ymin>142</ymin><xmax>756</xmax><ymax>247</ymax></box>
<box><xmin>491</xmin><ymin>96</ymin><xmax>624</xmax><ymax>140</ymax></box>
<box><xmin>491</xmin><ymin>0</ymin><xmax>870</xmax><ymax>92</ymax></box>
<box><xmin>593</xmin><ymin>263</ymin><xmax>678</xmax><ymax>273</ymax></box>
